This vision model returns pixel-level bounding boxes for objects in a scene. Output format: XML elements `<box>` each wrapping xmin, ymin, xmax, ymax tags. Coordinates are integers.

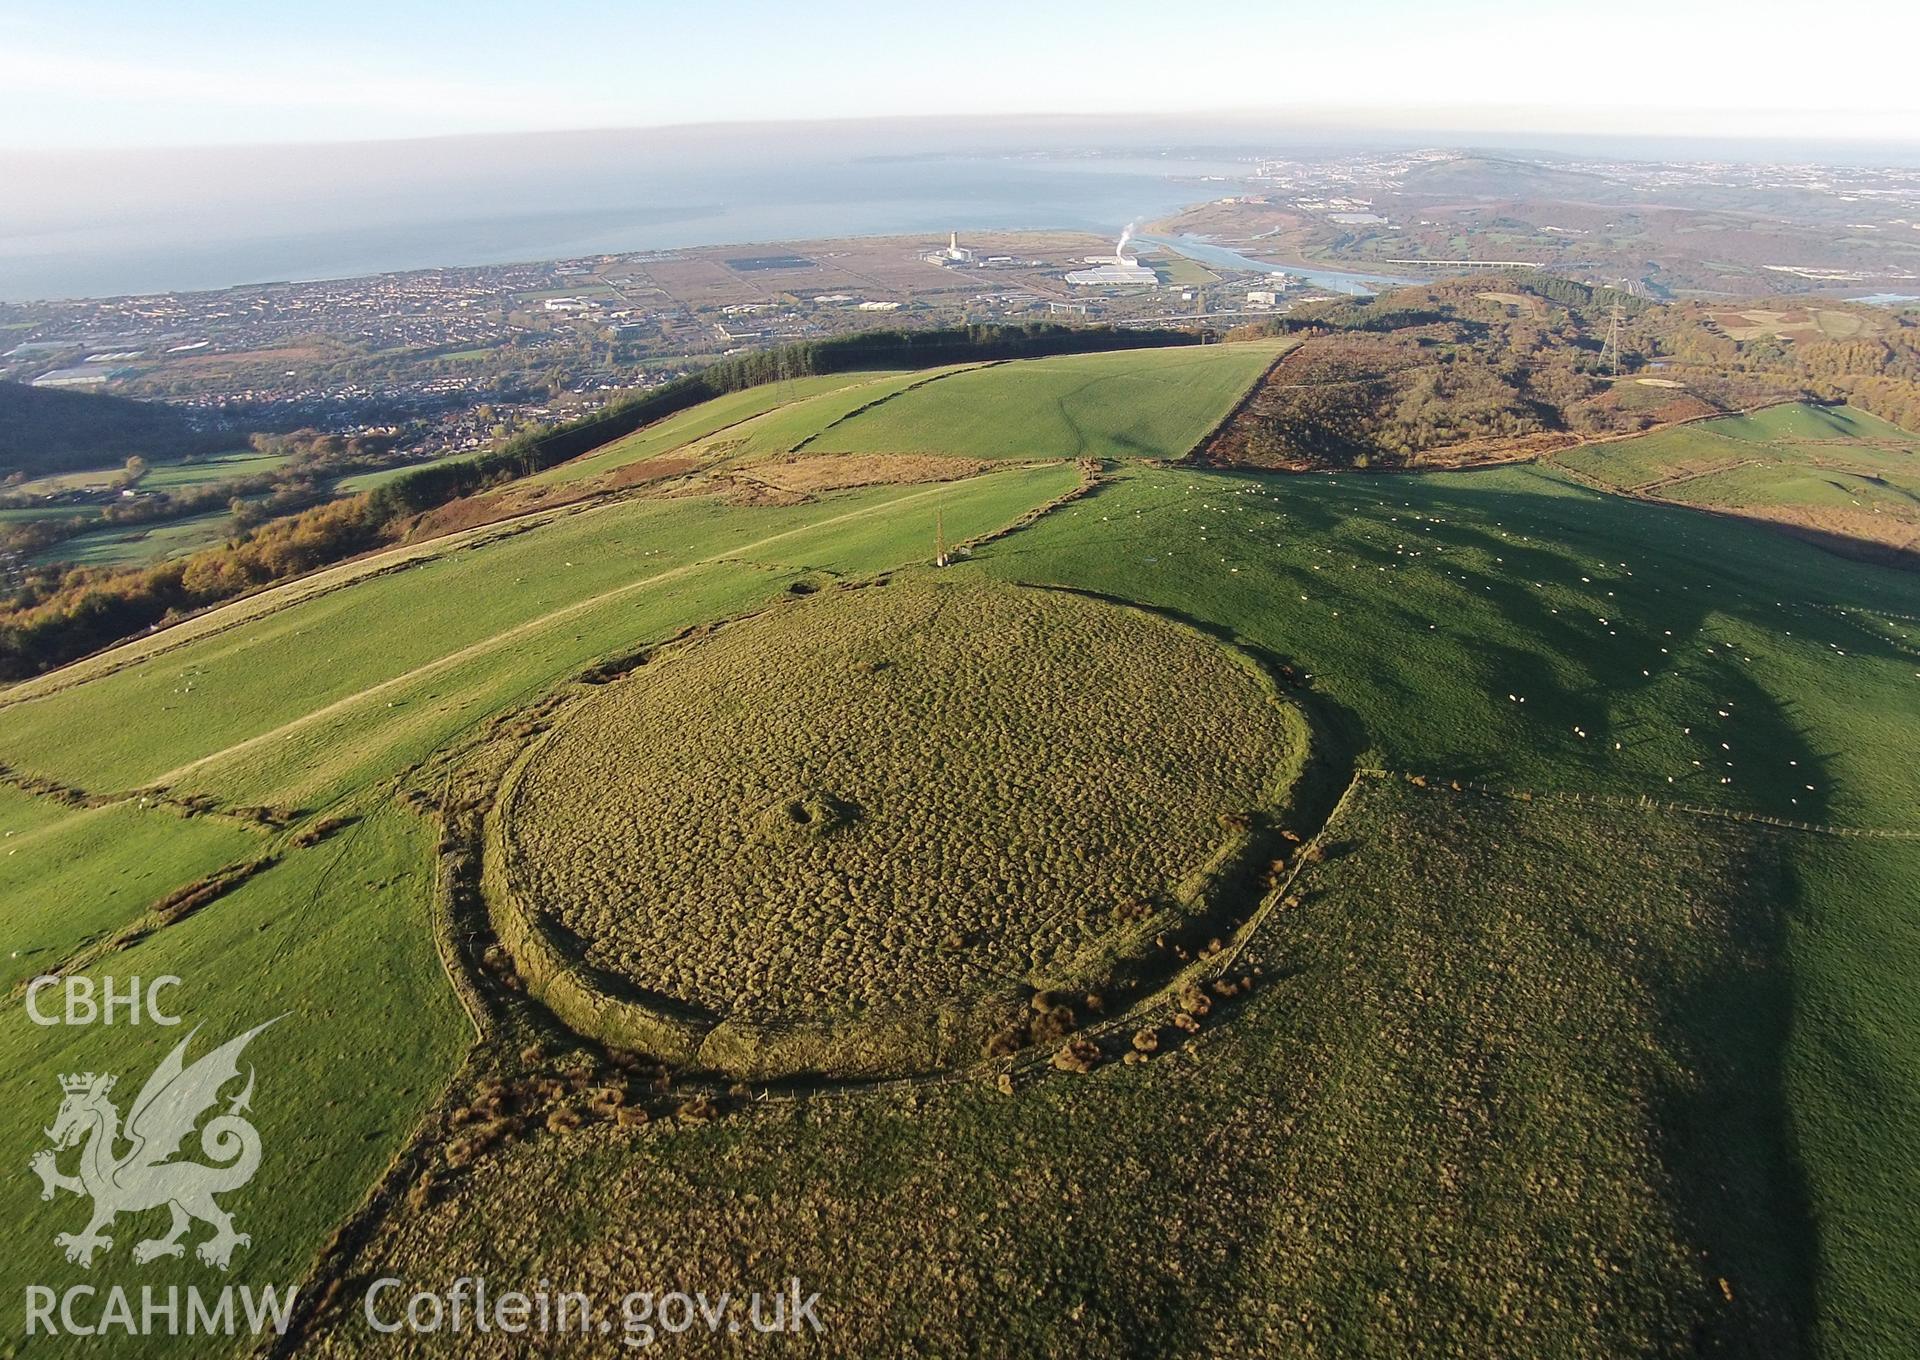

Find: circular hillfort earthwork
<box><xmin>483</xmin><ymin>577</ymin><xmax>1307</xmax><ymax>1079</ymax></box>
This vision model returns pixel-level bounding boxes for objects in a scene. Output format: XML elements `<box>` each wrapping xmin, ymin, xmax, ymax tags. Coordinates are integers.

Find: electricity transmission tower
<box><xmin>1602</xmin><ymin>295</ymin><xmax>1624</xmax><ymax>378</ymax></box>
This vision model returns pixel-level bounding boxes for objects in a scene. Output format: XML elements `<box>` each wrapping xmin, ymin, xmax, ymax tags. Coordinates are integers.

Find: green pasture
<box><xmin>525</xmin><ymin>371</ymin><xmax>905</xmax><ymax>487</ymax></box>
<box><xmin>1676</xmin><ymin>463</ymin><xmax>1920</xmax><ymax>512</ymax></box>
<box><xmin>0</xmin><ymin>466</ymin><xmax>1078</xmax><ymax>807</ymax></box>
<box><xmin>331</xmin><ymin>453</ymin><xmax>474</xmax><ymax>494</ymax></box>
<box><xmin>1709</xmin><ymin>402</ymin><xmax>1915</xmax><ymax>446</ymax></box>
<box><xmin>1555</xmin><ymin>403</ymin><xmax>1920</xmax><ymax>543</ymax></box>
<box><xmin>1783</xmin><ymin>835</ymin><xmax>1920</xmax><ymax>1356</ymax></box>
<box><xmin>1561</xmin><ymin>404</ymin><xmax>1919</xmax><ymax>491</ymax></box>
<box><xmin>0</xmin><ymin>797</ymin><xmax>264</xmax><ymax>989</ymax></box>
<box><xmin>1</xmin><ymin>368</ymin><xmax>1917</xmax><ymax>1356</ymax></box>
<box><xmin>975</xmin><ymin>463</ymin><xmax>1920</xmax><ymax>824</ymax></box>
<box><xmin>29</xmin><ymin>508</ymin><xmax>235</xmax><ymax>568</ymax></box>
<box><xmin>0</xmin><ymin>506</ymin><xmax>93</xmax><ymax>523</ymax></box>
<box><xmin>803</xmin><ymin>343</ymin><xmax>1281</xmax><ymax>462</ymax></box>
<box><xmin>1558</xmin><ymin>426</ymin><xmax>1755</xmax><ymax>489</ymax></box>
<box><xmin>7</xmin><ymin>467</ymin><xmax>124</xmax><ymax>497</ymax></box>
<box><xmin>8</xmin><ymin>449</ymin><xmax>278</xmax><ymax>500</ymax></box>
<box><xmin>138</xmin><ymin>450</ymin><xmax>289</xmax><ymax>491</ymax></box>
<box><xmin>962</xmin><ymin>461</ymin><xmax>1920</xmax><ymax>1354</ymax></box>
<box><xmin>0</xmin><ymin>805</ymin><xmax>466</xmax><ymax>1358</ymax></box>
<box><xmin>698</xmin><ymin>365</ymin><xmax>976</xmax><ymax>463</ymax></box>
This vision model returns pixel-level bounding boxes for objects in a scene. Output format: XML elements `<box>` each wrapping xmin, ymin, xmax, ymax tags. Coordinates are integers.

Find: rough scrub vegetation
<box><xmin>500</xmin><ymin>578</ymin><xmax>1298</xmax><ymax>1023</ymax></box>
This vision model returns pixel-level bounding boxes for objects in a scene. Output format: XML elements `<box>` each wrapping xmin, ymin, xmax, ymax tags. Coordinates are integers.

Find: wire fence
<box><xmin>1357</xmin><ymin>766</ymin><xmax>1920</xmax><ymax>841</ymax></box>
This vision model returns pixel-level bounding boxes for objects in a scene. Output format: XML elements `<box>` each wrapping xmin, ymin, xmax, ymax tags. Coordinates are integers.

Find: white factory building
<box><xmin>924</xmin><ymin>231</ymin><xmax>977</xmax><ymax>266</ymax></box>
<box><xmin>1066</xmin><ymin>229</ymin><xmax>1159</xmax><ymax>287</ymax></box>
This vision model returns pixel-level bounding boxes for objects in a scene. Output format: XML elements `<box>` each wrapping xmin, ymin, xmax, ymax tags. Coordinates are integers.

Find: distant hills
<box><xmin>0</xmin><ymin>381</ymin><xmax>225</xmax><ymax>479</ymax></box>
<box><xmin>1395</xmin><ymin>154</ymin><xmax>1634</xmax><ymax>201</ymax></box>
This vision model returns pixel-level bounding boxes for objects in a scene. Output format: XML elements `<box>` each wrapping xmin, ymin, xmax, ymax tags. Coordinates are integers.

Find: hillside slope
<box><xmin>0</xmin><ymin>379</ymin><xmax>223</xmax><ymax>477</ymax></box>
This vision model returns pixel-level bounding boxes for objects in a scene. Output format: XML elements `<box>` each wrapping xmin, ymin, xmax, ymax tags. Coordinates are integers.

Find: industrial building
<box><xmin>1066</xmin><ymin>229</ymin><xmax>1158</xmax><ymax>287</ymax></box>
<box><xmin>923</xmin><ymin>232</ymin><xmax>977</xmax><ymax>267</ymax></box>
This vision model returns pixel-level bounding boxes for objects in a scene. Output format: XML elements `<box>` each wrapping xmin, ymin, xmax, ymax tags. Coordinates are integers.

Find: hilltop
<box><xmin>0</xmin><ymin>380</ymin><xmax>230</xmax><ymax>478</ymax></box>
<box><xmin>0</xmin><ymin>327</ymin><xmax>1915</xmax><ymax>1356</ymax></box>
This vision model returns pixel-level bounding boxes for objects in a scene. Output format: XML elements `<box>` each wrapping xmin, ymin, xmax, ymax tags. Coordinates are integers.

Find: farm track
<box><xmin>0</xmin><ymin>370</ymin><xmax>975</xmax><ymax>713</ymax></box>
<box><xmin>786</xmin><ymin>363</ymin><xmax>990</xmax><ymax>453</ymax></box>
<box><xmin>1546</xmin><ymin>452</ymin><xmax>1920</xmax><ymax>565</ymax></box>
<box><xmin>0</xmin><ymin>501</ymin><xmax>596</xmax><ymax>713</ymax></box>
<box><xmin>1626</xmin><ymin>457</ymin><xmax>1764</xmax><ymax>495</ymax></box>
<box><xmin>140</xmin><ymin>478</ymin><xmax>990</xmax><ymax>790</ymax></box>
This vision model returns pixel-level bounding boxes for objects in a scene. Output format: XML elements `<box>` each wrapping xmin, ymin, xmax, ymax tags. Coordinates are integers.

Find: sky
<box><xmin>2</xmin><ymin>0</ymin><xmax>1918</xmax><ymax>151</ymax></box>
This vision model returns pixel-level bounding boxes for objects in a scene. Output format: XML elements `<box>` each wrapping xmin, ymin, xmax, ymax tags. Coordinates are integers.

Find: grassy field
<box><xmin>1140</xmin><ymin>247</ymin><xmax>1221</xmax><ymax>288</ymax></box>
<box><xmin>0</xmin><ymin>459</ymin><xmax>1081</xmax><ymax>1356</ymax></box>
<box><xmin>28</xmin><ymin>507</ymin><xmax>235</xmax><ymax>567</ymax></box>
<box><xmin>2</xmin><ymin>367</ymin><xmax>1917</xmax><ymax>1355</ymax></box>
<box><xmin>0</xmin><ymin>805</ymin><xmax>468</xmax><ymax>1358</ymax></box>
<box><xmin>974</xmin><ymin>463</ymin><xmax>1920</xmax><ymax>824</ymax></box>
<box><xmin>692</xmin><ymin>365</ymin><xmax>974</xmax><ymax>463</ymax></box>
<box><xmin>136</xmin><ymin>449</ymin><xmax>289</xmax><ymax>490</ymax></box>
<box><xmin>803</xmin><ymin>343</ymin><xmax>1282</xmax><ymax>462</ymax></box>
<box><xmin>525</xmin><ymin>371</ymin><xmax>906</xmax><ymax>487</ymax></box>
<box><xmin>304</xmin><ymin>778</ymin><xmax>1856</xmax><ymax>1357</ymax></box>
<box><xmin>1784</xmin><ymin>835</ymin><xmax>1920</xmax><ymax>1356</ymax></box>
<box><xmin>0</xmin><ymin>505</ymin><xmax>93</xmax><ymax>523</ymax></box>
<box><xmin>523</xmin><ymin>345</ymin><xmax>1278</xmax><ymax>490</ymax></box>
<box><xmin>6</xmin><ymin>467</ymin><xmax>125</xmax><ymax>496</ymax></box>
<box><xmin>9</xmin><ymin>449</ymin><xmax>279</xmax><ymax>499</ymax></box>
<box><xmin>0</xmin><ymin>467</ymin><xmax>1078</xmax><ymax>810</ymax></box>
<box><xmin>331</xmin><ymin>452</ymin><xmax>475</xmax><ymax>494</ymax></box>
<box><xmin>1559</xmin><ymin>405</ymin><xmax>1919</xmax><ymax>491</ymax></box>
<box><xmin>0</xmin><ymin>795</ymin><xmax>265</xmax><ymax>989</ymax></box>
<box><xmin>1705</xmin><ymin>403</ymin><xmax>1914</xmax><ymax>445</ymax></box>
<box><xmin>1553</xmin><ymin>403</ymin><xmax>1920</xmax><ymax>560</ymax></box>
<box><xmin>964</xmin><ymin>462</ymin><xmax>1920</xmax><ymax>1355</ymax></box>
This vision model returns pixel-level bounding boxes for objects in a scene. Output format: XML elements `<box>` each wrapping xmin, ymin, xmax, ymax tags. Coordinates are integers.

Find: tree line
<box><xmin>0</xmin><ymin>324</ymin><xmax>1196</xmax><ymax>680</ymax></box>
<box><xmin>365</xmin><ymin>323</ymin><xmax>1195</xmax><ymax>517</ymax></box>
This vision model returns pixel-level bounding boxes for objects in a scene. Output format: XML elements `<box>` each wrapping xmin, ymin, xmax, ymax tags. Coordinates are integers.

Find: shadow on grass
<box><xmin>1656</xmin><ymin>831</ymin><xmax>1819</xmax><ymax>1358</ymax></box>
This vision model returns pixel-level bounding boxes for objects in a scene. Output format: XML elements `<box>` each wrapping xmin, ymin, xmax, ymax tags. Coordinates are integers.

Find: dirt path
<box><xmin>1628</xmin><ymin>457</ymin><xmax>1763</xmax><ymax>495</ymax></box>
<box><xmin>0</xmin><ymin>503</ymin><xmax>598</xmax><ymax>713</ymax></box>
<box><xmin>145</xmin><ymin>479</ymin><xmax>972</xmax><ymax>788</ymax></box>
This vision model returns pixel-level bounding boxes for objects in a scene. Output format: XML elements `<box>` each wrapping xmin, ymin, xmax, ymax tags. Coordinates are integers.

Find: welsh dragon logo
<box><xmin>28</xmin><ymin>1019</ymin><xmax>279</xmax><ymax>1271</ymax></box>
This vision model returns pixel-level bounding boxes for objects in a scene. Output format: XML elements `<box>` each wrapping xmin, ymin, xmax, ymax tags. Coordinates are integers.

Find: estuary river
<box><xmin>1140</xmin><ymin>234</ymin><xmax>1426</xmax><ymax>296</ymax></box>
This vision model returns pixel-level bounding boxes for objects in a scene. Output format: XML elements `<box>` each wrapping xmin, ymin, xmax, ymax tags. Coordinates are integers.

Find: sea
<box><xmin>7</xmin><ymin>120</ymin><xmax>1917</xmax><ymax>305</ymax></box>
<box><xmin>0</xmin><ymin>128</ymin><xmax>1269</xmax><ymax>302</ymax></box>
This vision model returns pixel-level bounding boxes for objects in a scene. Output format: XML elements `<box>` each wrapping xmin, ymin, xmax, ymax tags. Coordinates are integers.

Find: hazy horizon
<box><xmin>3</xmin><ymin>0</ymin><xmax>1916</xmax><ymax>151</ymax></box>
<box><xmin>6</xmin><ymin>112</ymin><xmax>1920</xmax><ymax>303</ymax></box>
<box><xmin>10</xmin><ymin>106</ymin><xmax>1920</xmax><ymax>160</ymax></box>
